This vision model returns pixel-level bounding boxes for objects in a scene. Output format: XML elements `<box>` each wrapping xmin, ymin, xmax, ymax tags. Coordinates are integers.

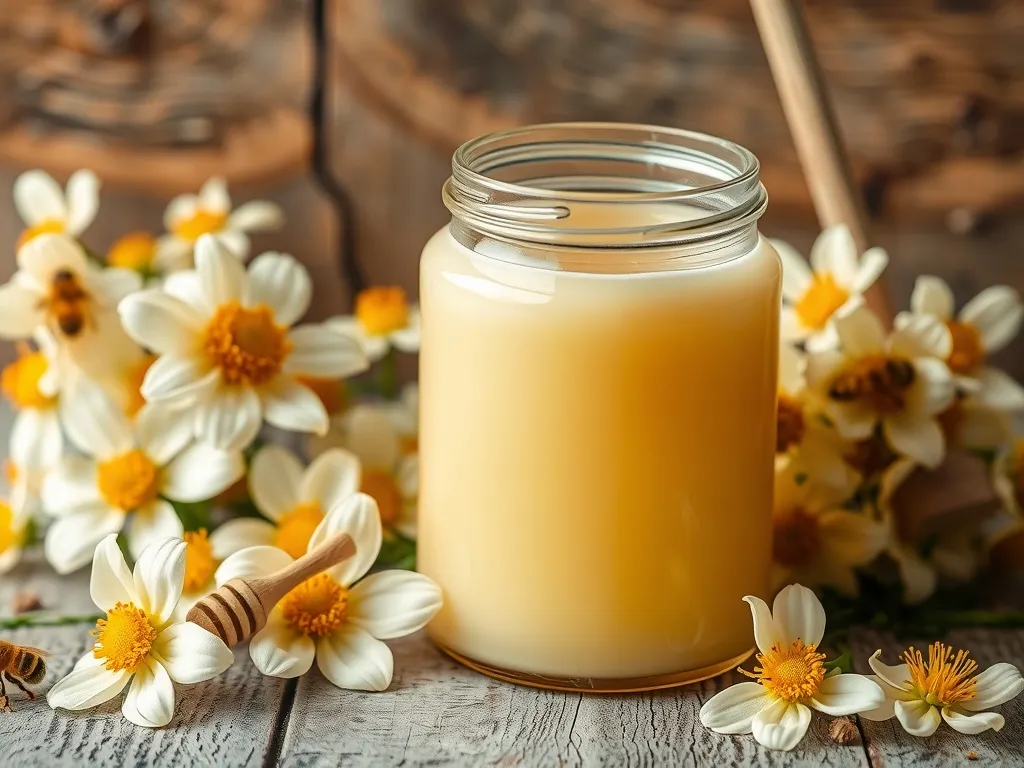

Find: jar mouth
<box><xmin>444</xmin><ymin>122</ymin><xmax>767</xmax><ymax>248</ymax></box>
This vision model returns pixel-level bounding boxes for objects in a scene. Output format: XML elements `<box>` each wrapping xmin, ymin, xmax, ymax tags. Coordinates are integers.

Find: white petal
<box><xmin>742</xmin><ymin>595</ymin><xmax>784</xmax><ymax>654</ymax></box>
<box><xmin>867</xmin><ymin>651</ymin><xmax>914</xmax><ymax>694</ymax></box>
<box><xmin>121</xmin><ymin>659</ymin><xmax>175</xmax><ymax>728</ymax></box>
<box><xmin>162</xmin><ymin>270</ymin><xmax>205</xmax><ymax>311</ymax></box>
<box><xmin>284</xmin><ymin>325</ymin><xmax>369</xmax><ymax>379</ymax></box>
<box><xmin>142</xmin><ymin>356</ymin><xmax>217</xmax><ymax>404</ymax></box>
<box><xmin>961</xmin><ymin>286</ymin><xmax>1024</xmax><ymax>353</ymax></box>
<box><xmin>249</xmin><ymin>445</ymin><xmax>304</xmax><ymax>520</ymax></box>
<box><xmin>194</xmin><ymin>385</ymin><xmax>262</xmax><ymax>451</ymax></box>
<box><xmin>18</xmin><ymin>233</ymin><xmax>88</xmax><ymax>287</ymax></box>
<box><xmin>808</xmin><ymin>673</ymin><xmax>884</xmax><ymax>715</ymax></box>
<box><xmin>46</xmin><ymin>661</ymin><xmax>130</xmax><ymax>711</ymax></box>
<box><xmin>883</xmin><ymin>414</ymin><xmax>945</xmax><ymax>469</ymax></box>
<box><xmin>10</xmin><ymin>408</ymin><xmax>63</xmax><ymax>471</ymax></box>
<box><xmin>908</xmin><ymin>358</ymin><xmax>955</xmax><ymax>416</ymax></box>
<box><xmin>59</xmin><ymin>377</ymin><xmax>134</xmax><ymax>459</ymax></box>
<box><xmin>85</xmin><ymin>261</ymin><xmax>138</xmax><ymax>302</ymax></box>
<box><xmin>215</xmin><ymin>229</ymin><xmax>251</xmax><ymax>261</ymax></box>
<box><xmin>852</xmin><ymin>247</ymin><xmax>889</xmax><ymax>294</ymax></box>
<box><xmin>228</xmin><ymin>200</ymin><xmax>284</xmax><ymax>232</ymax></box>
<box><xmin>0</xmin><ymin>281</ymin><xmax>46</xmax><ymax>338</ymax></box>
<box><xmin>259</xmin><ymin>376</ymin><xmax>328</xmax><ymax>435</ymax></box>
<box><xmin>771</xmin><ymin>239</ymin><xmax>813</xmax><ymax>302</ymax></box>
<box><xmin>771</xmin><ymin>583</ymin><xmax>825</xmax><ymax>647</ymax></box>
<box><xmin>14</xmin><ymin>170</ymin><xmax>68</xmax><ymax>225</ymax></box>
<box><xmin>135</xmin><ymin>402</ymin><xmax>195</xmax><ymax>465</ymax></box>
<box><xmin>246</xmin><ymin>252</ymin><xmax>311</xmax><ymax>326</ymax></box>
<box><xmin>751</xmin><ymin>700</ymin><xmax>811</xmax><ymax>752</ymax></box>
<box><xmin>65</xmin><ymin>169</ymin><xmax>100</xmax><ymax>235</ymax></box>
<box><xmin>894</xmin><ymin>699</ymin><xmax>941</xmax><ymax>737</ymax></box>
<box><xmin>390</xmin><ymin>308</ymin><xmax>421</xmax><ymax>352</ymax></box>
<box><xmin>817</xmin><ymin>510</ymin><xmax>888</xmax><ymax>566</ymax></box>
<box><xmin>891</xmin><ymin>313</ymin><xmax>953</xmax><ymax>360</ymax></box>
<box><xmin>834</xmin><ymin>304</ymin><xmax>886</xmax><ymax>356</ymax></box>
<box><xmin>316</xmin><ymin>624</ymin><xmax>393</xmax><ymax>692</ymax></box>
<box><xmin>975</xmin><ymin>367</ymin><xmax>1024</xmax><ymax>412</ymax></box>
<box><xmin>349</xmin><ymin>571</ymin><xmax>442</xmax><ymax>639</ymax></box>
<box><xmin>300</xmin><ymin>448</ymin><xmax>361</xmax><ymax>512</ymax></box>
<box><xmin>195</xmin><ymin>234</ymin><xmax>246</xmax><ymax>310</ymax></box>
<box><xmin>859</xmin><ymin>677</ymin><xmax>899</xmax><ymax>722</ymax></box>
<box><xmin>119</xmin><ymin>290</ymin><xmax>203</xmax><ymax>355</ymax></box>
<box><xmin>44</xmin><ymin>507</ymin><xmax>125</xmax><ymax>575</ymax></box>
<box><xmin>698</xmin><ymin>681</ymin><xmax>774</xmax><ymax>734</ymax></box>
<box><xmin>942</xmin><ymin>708</ymin><xmax>1005</xmax><ymax>734</ymax></box>
<box><xmin>41</xmin><ymin>455</ymin><xmax>101</xmax><ymax>514</ymax></box>
<box><xmin>248</xmin><ymin>613</ymin><xmax>315</xmax><ymax>678</ymax></box>
<box><xmin>308</xmin><ymin>493</ymin><xmax>382</xmax><ymax>585</ymax></box>
<box><xmin>892</xmin><ymin>547</ymin><xmax>938</xmax><ymax>605</ymax></box>
<box><xmin>397</xmin><ymin>454</ymin><xmax>419</xmax><ymax>499</ymax></box>
<box><xmin>90</xmin><ymin>533</ymin><xmax>138</xmax><ymax>612</ymax></box>
<box><xmin>215</xmin><ymin>545</ymin><xmax>293</xmax><ymax>584</ymax></box>
<box><xmin>962</xmin><ymin>663</ymin><xmax>1024</xmax><ymax>711</ymax></box>
<box><xmin>345</xmin><ymin>405</ymin><xmax>401</xmax><ymax>469</ymax></box>
<box><xmin>910</xmin><ymin>276</ymin><xmax>954</xmax><ymax>320</ymax></box>
<box><xmin>209</xmin><ymin>518</ymin><xmax>277</xmax><ymax>561</ymax></box>
<box><xmin>810</xmin><ymin>226</ymin><xmax>857</xmax><ymax>287</ymax></box>
<box><xmin>133</xmin><ymin>536</ymin><xmax>186</xmax><ymax>624</ymax></box>
<box><xmin>161</xmin><ymin>444</ymin><xmax>244</xmax><ymax>503</ymax></box>
<box><xmin>198</xmin><ymin>177</ymin><xmax>231</xmax><ymax>214</ymax></box>
<box><xmin>164</xmin><ymin>195</ymin><xmax>199</xmax><ymax>229</ymax></box>
<box><xmin>153</xmin><ymin>622</ymin><xmax>233</xmax><ymax>684</ymax></box>
<box><xmin>779</xmin><ymin>306</ymin><xmax>811</xmax><ymax>342</ymax></box>
<box><xmin>127</xmin><ymin>500</ymin><xmax>185</xmax><ymax>562</ymax></box>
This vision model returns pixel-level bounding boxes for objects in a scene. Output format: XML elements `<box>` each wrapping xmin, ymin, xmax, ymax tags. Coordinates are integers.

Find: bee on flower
<box><xmin>327</xmin><ymin>286</ymin><xmax>421</xmax><ymax>362</ymax></box>
<box><xmin>12</xmin><ymin>169</ymin><xmax>99</xmax><ymax>249</ymax></box>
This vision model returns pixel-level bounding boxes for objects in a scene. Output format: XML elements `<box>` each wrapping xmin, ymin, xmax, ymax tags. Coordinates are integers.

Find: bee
<box><xmin>0</xmin><ymin>641</ymin><xmax>47</xmax><ymax>712</ymax></box>
<box><xmin>41</xmin><ymin>269</ymin><xmax>91</xmax><ymax>338</ymax></box>
<box><xmin>828</xmin><ymin>359</ymin><xmax>916</xmax><ymax>404</ymax></box>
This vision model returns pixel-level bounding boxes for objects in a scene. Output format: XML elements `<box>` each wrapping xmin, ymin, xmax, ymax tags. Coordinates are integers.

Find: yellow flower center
<box><xmin>772</xmin><ymin>506</ymin><xmax>821</xmax><ymax>568</ymax></box>
<box><xmin>297</xmin><ymin>376</ymin><xmax>348</xmax><ymax>417</ymax></box>
<box><xmin>173</xmin><ymin>209</ymin><xmax>227</xmax><ymax>243</ymax></box>
<box><xmin>107</xmin><ymin>232</ymin><xmax>157</xmax><ymax>271</ymax></box>
<box><xmin>946</xmin><ymin>321</ymin><xmax>985</xmax><ymax>376</ymax></box>
<box><xmin>274</xmin><ymin>502</ymin><xmax>325</xmax><ymax>560</ymax></box>
<box><xmin>183</xmin><ymin>529</ymin><xmax>217</xmax><ymax>593</ymax></box>
<box><xmin>828</xmin><ymin>355</ymin><xmax>915</xmax><ymax>415</ymax></box>
<box><xmin>17</xmin><ymin>219</ymin><xmax>65</xmax><ymax>250</ymax></box>
<box><xmin>741</xmin><ymin>640</ymin><xmax>827</xmax><ymax>703</ymax></box>
<box><xmin>281</xmin><ymin>573</ymin><xmax>349</xmax><ymax>638</ymax></box>
<box><xmin>903</xmin><ymin>642</ymin><xmax>978</xmax><ymax>707</ymax></box>
<box><xmin>361</xmin><ymin>470</ymin><xmax>401</xmax><ymax>527</ymax></box>
<box><xmin>795</xmin><ymin>274</ymin><xmax>849</xmax><ymax>331</ymax></box>
<box><xmin>92</xmin><ymin>601</ymin><xmax>157</xmax><ymax>672</ymax></box>
<box><xmin>0</xmin><ymin>501</ymin><xmax>22</xmax><ymax>555</ymax></box>
<box><xmin>1</xmin><ymin>348</ymin><xmax>55</xmax><ymax>410</ymax></box>
<box><xmin>776</xmin><ymin>395</ymin><xmax>806</xmax><ymax>453</ymax></box>
<box><xmin>97</xmin><ymin>450</ymin><xmax>160</xmax><ymax>511</ymax></box>
<box><xmin>355</xmin><ymin>287</ymin><xmax>410</xmax><ymax>336</ymax></box>
<box><xmin>203</xmin><ymin>301</ymin><xmax>292</xmax><ymax>386</ymax></box>
<box><xmin>124</xmin><ymin>354</ymin><xmax>158</xmax><ymax>418</ymax></box>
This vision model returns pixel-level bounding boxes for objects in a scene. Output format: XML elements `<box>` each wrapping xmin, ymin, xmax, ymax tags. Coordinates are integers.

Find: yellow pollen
<box><xmin>795</xmin><ymin>273</ymin><xmax>849</xmax><ymax>330</ymax></box>
<box><xmin>903</xmin><ymin>642</ymin><xmax>978</xmax><ymax>707</ymax></box>
<box><xmin>828</xmin><ymin>354</ymin><xmax>915</xmax><ymax>414</ymax></box>
<box><xmin>946</xmin><ymin>321</ymin><xmax>985</xmax><ymax>376</ymax></box>
<box><xmin>297</xmin><ymin>376</ymin><xmax>347</xmax><ymax>417</ymax></box>
<box><xmin>1</xmin><ymin>347</ymin><xmax>55</xmax><ymax>410</ymax></box>
<box><xmin>17</xmin><ymin>219</ymin><xmax>65</xmax><ymax>250</ymax></box>
<box><xmin>124</xmin><ymin>354</ymin><xmax>158</xmax><ymax>418</ymax></box>
<box><xmin>361</xmin><ymin>470</ymin><xmax>402</xmax><ymax>527</ymax></box>
<box><xmin>97</xmin><ymin>450</ymin><xmax>160</xmax><ymax>511</ymax></box>
<box><xmin>772</xmin><ymin>507</ymin><xmax>821</xmax><ymax>567</ymax></box>
<box><xmin>183</xmin><ymin>529</ymin><xmax>216</xmax><ymax>593</ymax></box>
<box><xmin>281</xmin><ymin>573</ymin><xmax>349</xmax><ymax>638</ymax></box>
<box><xmin>274</xmin><ymin>502</ymin><xmax>325</xmax><ymax>559</ymax></box>
<box><xmin>776</xmin><ymin>395</ymin><xmax>806</xmax><ymax>453</ymax></box>
<box><xmin>356</xmin><ymin>287</ymin><xmax>410</xmax><ymax>336</ymax></box>
<box><xmin>741</xmin><ymin>640</ymin><xmax>827</xmax><ymax>703</ymax></box>
<box><xmin>203</xmin><ymin>301</ymin><xmax>292</xmax><ymax>386</ymax></box>
<box><xmin>92</xmin><ymin>601</ymin><xmax>157</xmax><ymax>672</ymax></box>
<box><xmin>173</xmin><ymin>209</ymin><xmax>227</xmax><ymax>242</ymax></box>
<box><xmin>107</xmin><ymin>231</ymin><xmax>157</xmax><ymax>271</ymax></box>
<box><xmin>0</xmin><ymin>501</ymin><xmax>22</xmax><ymax>555</ymax></box>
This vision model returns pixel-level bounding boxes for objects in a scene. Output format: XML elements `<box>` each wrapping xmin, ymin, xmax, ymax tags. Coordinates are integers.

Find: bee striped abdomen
<box><xmin>15</xmin><ymin>651</ymin><xmax>46</xmax><ymax>684</ymax></box>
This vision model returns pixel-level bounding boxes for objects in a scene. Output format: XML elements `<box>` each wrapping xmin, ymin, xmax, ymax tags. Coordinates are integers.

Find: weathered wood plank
<box><xmin>850</xmin><ymin>628</ymin><xmax>1024</xmax><ymax>768</ymax></box>
<box><xmin>278</xmin><ymin>632</ymin><xmax>870</xmax><ymax>767</ymax></box>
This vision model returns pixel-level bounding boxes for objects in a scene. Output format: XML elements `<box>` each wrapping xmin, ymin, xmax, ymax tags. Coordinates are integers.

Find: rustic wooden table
<box><xmin>0</xmin><ymin>552</ymin><xmax>1021</xmax><ymax>767</ymax></box>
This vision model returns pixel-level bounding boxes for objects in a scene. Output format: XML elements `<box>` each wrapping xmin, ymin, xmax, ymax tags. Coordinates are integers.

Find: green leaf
<box><xmin>376</xmin><ymin>532</ymin><xmax>417</xmax><ymax>570</ymax></box>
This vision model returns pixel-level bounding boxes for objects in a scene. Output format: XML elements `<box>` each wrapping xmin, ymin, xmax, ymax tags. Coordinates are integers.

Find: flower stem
<box><xmin>0</xmin><ymin>613</ymin><xmax>102</xmax><ymax>629</ymax></box>
<box><xmin>376</xmin><ymin>348</ymin><xmax>398</xmax><ymax>400</ymax></box>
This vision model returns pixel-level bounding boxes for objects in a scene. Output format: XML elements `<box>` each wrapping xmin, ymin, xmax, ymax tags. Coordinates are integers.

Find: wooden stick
<box><xmin>749</xmin><ymin>0</ymin><xmax>891</xmax><ymax>321</ymax></box>
<box><xmin>187</xmin><ymin>532</ymin><xmax>356</xmax><ymax>647</ymax></box>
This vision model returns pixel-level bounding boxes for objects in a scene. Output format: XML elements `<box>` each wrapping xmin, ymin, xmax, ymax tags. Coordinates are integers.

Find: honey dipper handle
<box><xmin>250</xmin><ymin>532</ymin><xmax>357</xmax><ymax>610</ymax></box>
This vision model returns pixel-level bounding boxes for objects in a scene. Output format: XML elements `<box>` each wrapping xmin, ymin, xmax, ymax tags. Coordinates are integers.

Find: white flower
<box><xmin>216</xmin><ymin>493</ymin><xmax>442</xmax><ymax>691</ymax></box>
<box><xmin>107</xmin><ymin>231</ymin><xmax>194</xmax><ymax>279</ymax></box>
<box><xmin>771</xmin><ymin>464</ymin><xmax>887</xmax><ymax>596</ymax></box>
<box><xmin>118</xmin><ymin>235</ymin><xmax>368</xmax><ymax>450</ymax></box>
<box><xmin>210</xmin><ymin>445</ymin><xmax>362</xmax><ymax>561</ymax></box>
<box><xmin>0</xmin><ymin>495</ymin><xmax>30</xmax><ymax>574</ymax></box>
<box><xmin>327</xmin><ymin>287</ymin><xmax>421</xmax><ymax>362</ymax></box>
<box><xmin>42</xmin><ymin>379</ymin><xmax>244</xmax><ymax>573</ymax></box>
<box><xmin>47</xmin><ymin>535</ymin><xmax>234</xmax><ymax>728</ymax></box>
<box><xmin>699</xmin><ymin>584</ymin><xmax>884</xmax><ymax>751</ymax></box>
<box><xmin>2</xmin><ymin>331</ymin><xmax>64</xmax><ymax>476</ymax></box>
<box><xmin>13</xmin><ymin>169</ymin><xmax>99</xmax><ymax>246</ymax></box>
<box><xmin>862</xmin><ymin>643</ymin><xmax>1024</xmax><ymax>736</ymax></box>
<box><xmin>904</xmin><ymin>276</ymin><xmax>1024</xmax><ymax>410</ymax></box>
<box><xmin>807</xmin><ymin>304</ymin><xmax>955</xmax><ymax>468</ymax></box>
<box><xmin>160</xmin><ymin>177</ymin><xmax>283</xmax><ymax>264</ymax></box>
<box><xmin>775</xmin><ymin>226</ymin><xmax>889</xmax><ymax>351</ymax></box>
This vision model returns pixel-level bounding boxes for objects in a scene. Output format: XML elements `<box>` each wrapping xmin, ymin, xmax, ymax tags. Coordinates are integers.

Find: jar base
<box><xmin>434</xmin><ymin>642</ymin><xmax>754</xmax><ymax>693</ymax></box>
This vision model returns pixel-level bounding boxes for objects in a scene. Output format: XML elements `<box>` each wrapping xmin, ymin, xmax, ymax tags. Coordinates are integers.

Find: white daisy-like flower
<box><xmin>210</xmin><ymin>445</ymin><xmax>362</xmax><ymax>562</ymax></box>
<box><xmin>0</xmin><ymin>494</ymin><xmax>30</xmax><ymax>574</ymax></box>
<box><xmin>699</xmin><ymin>584</ymin><xmax>884</xmax><ymax>751</ymax></box>
<box><xmin>862</xmin><ymin>643</ymin><xmax>1024</xmax><ymax>736</ymax></box>
<box><xmin>216</xmin><ymin>493</ymin><xmax>442</xmax><ymax>691</ymax></box>
<box><xmin>118</xmin><ymin>234</ymin><xmax>368</xmax><ymax>450</ymax></box>
<box><xmin>42</xmin><ymin>379</ymin><xmax>244</xmax><ymax>573</ymax></box>
<box><xmin>13</xmin><ymin>169</ymin><xmax>99</xmax><ymax>248</ymax></box>
<box><xmin>774</xmin><ymin>226</ymin><xmax>889</xmax><ymax>351</ymax></box>
<box><xmin>2</xmin><ymin>331</ymin><xmax>64</xmax><ymax>475</ymax></box>
<box><xmin>807</xmin><ymin>304</ymin><xmax>955</xmax><ymax>468</ymax></box>
<box><xmin>159</xmin><ymin>177</ymin><xmax>283</xmax><ymax>264</ymax></box>
<box><xmin>771</xmin><ymin>463</ymin><xmax>887</xmax><ymax>596</ymax></box>
<box><xmin>993</xmin><ymin>435</ymin><xmax>1024</xmax><ymax>518</ymax></box>
<box><xmin>107</xmin><ymin>231</ymin><xmax>194</xmax><ymax>279</ymax></box>
<box><xmin>327</xmin><ymin>287</ymin><xmax>421</xmax><ymax>362</ymax></box>
<box><xmin>47</xmin><ymin>535</ymin><xmax>234</xmax><ymax>728</ymax></box>
<box><xmin>903</xmin><ymin>276</ymin><xmax>1024</xmax><ymax>410</ymax></box>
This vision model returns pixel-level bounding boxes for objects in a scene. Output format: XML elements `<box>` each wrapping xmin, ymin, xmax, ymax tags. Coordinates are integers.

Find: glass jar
<box><xmin>417</xmin><ymin>123</ymin><xmax>780</xmax><ymax>691</ymax></box>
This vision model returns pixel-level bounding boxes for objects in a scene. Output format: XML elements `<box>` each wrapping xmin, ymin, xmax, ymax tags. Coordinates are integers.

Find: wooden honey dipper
<box><xmin>187</xmin><ymin>532</ymin><xmax>356</xmax><ymax>647</ymax></box>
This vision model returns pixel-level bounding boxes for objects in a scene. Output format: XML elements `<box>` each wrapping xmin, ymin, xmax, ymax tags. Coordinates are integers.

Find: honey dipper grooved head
<box><xmin>187</xmin><ymin>578</ymin><xmax>267</xmax><ymax>647</ymax></box>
